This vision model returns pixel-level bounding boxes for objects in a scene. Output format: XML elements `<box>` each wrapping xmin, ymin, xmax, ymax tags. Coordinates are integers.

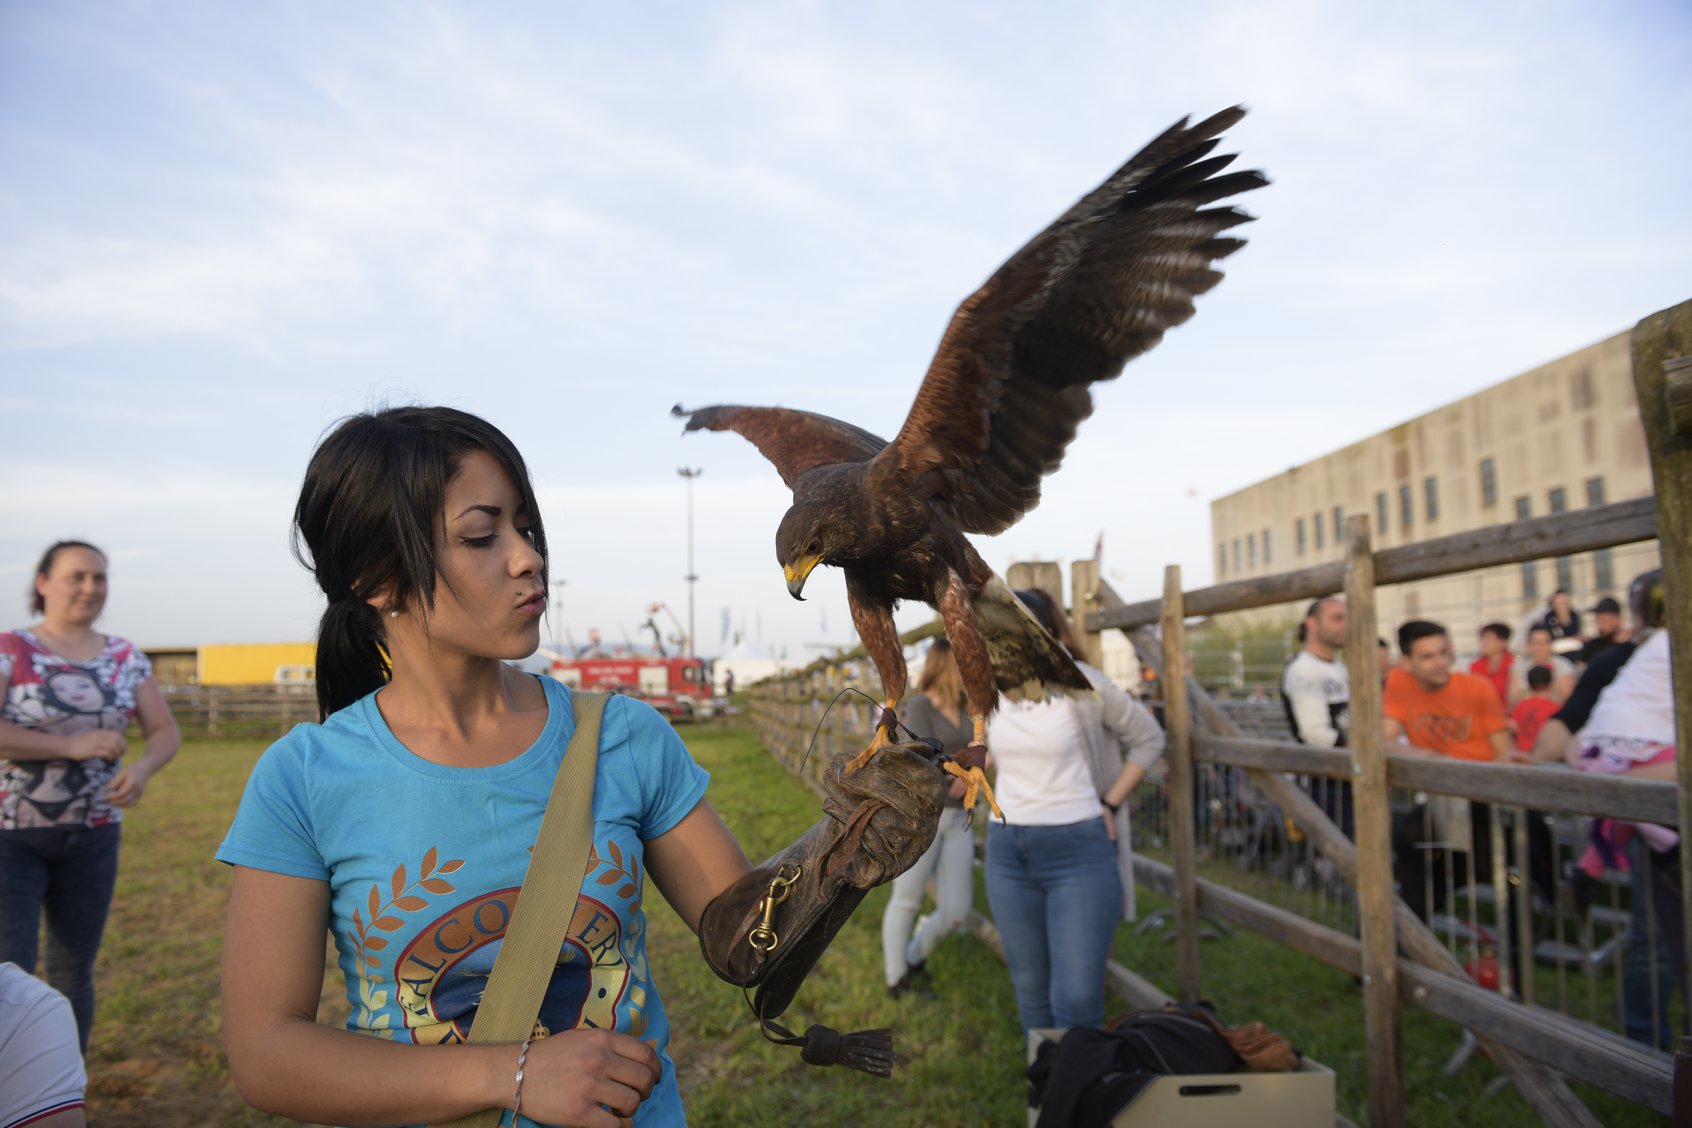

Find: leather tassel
<box><xmin>760</xmin><ymin>1016</ymin><xmax>899</xmax><ymax>1077</ymax></box>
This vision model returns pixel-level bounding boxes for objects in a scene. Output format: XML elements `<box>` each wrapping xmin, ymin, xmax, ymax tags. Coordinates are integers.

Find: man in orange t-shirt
<box><xmin>1384</xmin><ymin>620</ymin><xmax>1539</xmax><ymax>928</ymax></box>
<box><xmin>1384</xmin><ymin>621</ymin><xmax>1513</xmax><ymax>762</ymax></box>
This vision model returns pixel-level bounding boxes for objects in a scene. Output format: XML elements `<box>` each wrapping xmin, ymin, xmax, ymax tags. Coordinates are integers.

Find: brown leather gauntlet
<box><xmin>699</xmin><ymin>740</ymin><xmax>947</xmax><ymax>1075</ymax></box>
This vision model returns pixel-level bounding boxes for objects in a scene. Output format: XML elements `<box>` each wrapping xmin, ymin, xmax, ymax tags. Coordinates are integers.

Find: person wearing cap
<box><xmin>1576</xmin><ymin>595</ymin><xmax>1630</xmax><ymax>666</ymax></box>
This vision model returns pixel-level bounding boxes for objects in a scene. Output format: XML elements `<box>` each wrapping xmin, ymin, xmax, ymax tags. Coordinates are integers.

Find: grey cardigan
<box><xmin>1071</xmin><ymin>660</ymin><xmax>1167</xmax><ymax>920</ymax></box>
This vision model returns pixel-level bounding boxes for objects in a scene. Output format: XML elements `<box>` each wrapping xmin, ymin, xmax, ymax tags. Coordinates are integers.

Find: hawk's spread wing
<box><xmin>876</xmin><ymin>106</ymin><xmax>1267</xmax><ymax>534</ymax></box>
<box><xmin>672</xmin><ymin>404</ymin><xmax>887</xmax><ymax>488</ymax></box>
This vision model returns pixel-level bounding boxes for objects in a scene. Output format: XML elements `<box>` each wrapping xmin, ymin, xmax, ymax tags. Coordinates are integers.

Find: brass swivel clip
<box><xmin>747</xmin><ymin>865</ymin><xmax>802</xmax><ymax>952</ymax></box>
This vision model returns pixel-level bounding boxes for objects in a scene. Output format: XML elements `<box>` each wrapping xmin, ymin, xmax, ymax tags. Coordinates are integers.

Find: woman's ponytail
<box><xmin>292</xmin><ymin>406</ymin><xmax>548</xmax><ymax>720</ymax></box>
<box><xmin>314</xmin><ymin>599</ymin><xmax>391</xmax><ymax>719</ymax></box>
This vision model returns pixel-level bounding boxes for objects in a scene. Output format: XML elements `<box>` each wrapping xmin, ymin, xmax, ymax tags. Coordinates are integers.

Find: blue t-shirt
<box><xmin>217</xmin><ymin>677</ymin><xmax>708</xmax><ymax>1127</ymax></box>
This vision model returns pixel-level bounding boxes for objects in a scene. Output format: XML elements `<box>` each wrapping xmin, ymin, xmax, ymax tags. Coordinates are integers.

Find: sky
<box><xmin>2</xmin><ymin>1</ymin><xmax>1688</xmax><ymax>664</ymax></box>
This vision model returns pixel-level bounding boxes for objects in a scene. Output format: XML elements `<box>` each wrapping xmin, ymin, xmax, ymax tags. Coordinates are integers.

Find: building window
<box><xmin>1424</xmin><ymin>476</ymin><xmax>1439</xmax><ymax>522</ymax></box>
<box><xmin>1586</xmin><ymin>476</ymin><xmax>1606</xmax><ymax>507</ymax></box>
<box><xmin>1398</xmin><ymin>484</ymin><xmax>1413</xmax><ymax>531</ymax></box>
<box><xmin>1480</xmin><ymin>458</ymin><xmax>1498</xmax><ymax>507</ymax></box>
<box><xmin>1556</xmin><ymin>556</ymin><xmax>1574</xmax><ymax>592</ymax></box>
<box><xmin>1314</xmin><ymin>512</ymin><xmax>1325</xmax><ymax>550</ymax></box>
<box><xmin>1333</xmin><ymin>505</ymin><xmax>1344</xmax><ymax>541</ymax></box>
<box><xmin>1594</xmin><ymin>548</ymin><xmax>1614</xmax><ymax>591</ymax></box>
<box><xmin>1248</xmin><ymin>532</ymin><xmax>1257</xmax><ymax>569</ymax></box>
<box><xmin>1376</xmin><ymin>492</ymin><xmax>1389</xmax><ymax>535</ymax></box>
<box><xmin>1232</xmin><ymin>539</ymin><xmax>1240</xmax><ymax>574</ymax></box>
<box><xmin>1263</xmin><ymin>528</ymin><xmax>1272</xmax><ymax>565</ymax></box>
<box><xmin>1521</xmin><ymin>560</ymin><xmax>1538</xmax><ymax>600</ymax></box>
<box><xmin>1515</xmin><ymin>496</ymin><xmax>1531</xmax><ymax>521</ymax></box>
<box><xmin>1217</xmin><ymin>544</ymin><xmax>1226</xmax><ymax>577</ymax></box>
<box><xmin>1549</xmin><ymin>487</ymin><xmax>1568</xmax><ymax>514</ymax></box>
<box><xmin>1296</xmin><ymin>517</ymin><xmax>1306</xmax><ymax>555</ymax></box>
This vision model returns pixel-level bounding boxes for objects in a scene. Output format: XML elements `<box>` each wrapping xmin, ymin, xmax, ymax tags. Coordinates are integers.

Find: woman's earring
<box><xmin>389</xmin><ymin>609</ymin><xmax>400</xmax><ymax>618</ymax></box>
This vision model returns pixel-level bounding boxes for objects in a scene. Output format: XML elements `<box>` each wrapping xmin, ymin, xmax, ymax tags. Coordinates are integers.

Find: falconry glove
<box><xmin>698</xmin><ymin>739</ymin><xmax>947</xmax><ymax>1075</ymax></box>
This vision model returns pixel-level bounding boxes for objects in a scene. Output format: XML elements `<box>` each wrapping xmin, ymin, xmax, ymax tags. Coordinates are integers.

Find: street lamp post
<box><xmin>678</xmin><ymin>467</ymin><xmax>702</xmax><ymax>658</ymax></box>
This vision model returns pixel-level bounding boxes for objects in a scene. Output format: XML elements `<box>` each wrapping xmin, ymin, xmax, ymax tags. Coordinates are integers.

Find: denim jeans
<box><xmin>0</xmin><ymin>823</ymin><xmax>122</xmax><ymax>1052</ymax></box>
<box><xmin>1622</xmin><ymin>836</ymin><xmax>1686</xmax><ymax>1049</ymax></box>
<box><xmin>985</xmin><ymin>817</ymin><xmax>1122</xmax><ymax>1034</ymax></box>
<box><xmin>882</xmin><ymin>806</ymin><xmax>975</xmax><ymax>985</ymax></box>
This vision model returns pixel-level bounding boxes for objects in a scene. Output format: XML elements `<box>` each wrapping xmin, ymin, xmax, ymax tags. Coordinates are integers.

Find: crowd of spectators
<box><xmin>1277</xmin><ymin>573</ymin><xmax>1679</xmax><ymax>1051</ymax></box>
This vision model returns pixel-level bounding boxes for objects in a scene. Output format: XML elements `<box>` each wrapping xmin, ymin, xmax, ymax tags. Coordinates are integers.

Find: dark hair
<box><xmin>1479</xmin><ymin>622</ymin><xmax>1511</xmax><ymax>642</ymax></box>
<box><xmin>1015</xmin><ymin>588</ymin><xmax>1058</xmax><ymax>635</ymax></box>
<box><xmin>1397</xmin><ymin>619</ymin><xmax>1447</xmax><ymax>655</ymax></box>
<box><xmin>1526</xmin><ymin>665</ymin><xmax>1552</xmax><ymax>691</ymax></box>
<box><xmin>1298</xmin><ymin>597</ymin><xmax>1339</xmax><ymax>645</ymax></box>
<box><xmin>29</xmin><ymin>540</ymin><xmax>106</xmax><ymax>615</ymax></box>
<box><xmin>1527</xmin><ymin>625</ymin><xmax>1552</xmax><ymax>641</ymax></box>
<box><xmin>1629</xmin><ymin>568</ymin><xmax>1666</xmax><ymax>631</ymax></box>
<box><xmin>293</xmin><ymin>407</ymin><xmax>548</xmax><ymax>718</ymax></box>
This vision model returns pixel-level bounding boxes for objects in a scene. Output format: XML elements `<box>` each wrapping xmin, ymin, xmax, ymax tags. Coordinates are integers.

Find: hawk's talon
<box><xmin>844</xmin><ymin>722</ymin><xmax>894</xmax><ymax>775</ymax></box>
<box><xmin>942</xmin><ymin>761</ymin><xmax>1002</xmax><ymax>822</ymax></box>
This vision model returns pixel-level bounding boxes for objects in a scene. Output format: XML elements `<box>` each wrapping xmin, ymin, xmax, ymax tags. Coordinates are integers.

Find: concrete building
<box><xmin>1210</xmin><ymin>329</ymin><xmax>1661</xmax><ymax>654</ymax></box>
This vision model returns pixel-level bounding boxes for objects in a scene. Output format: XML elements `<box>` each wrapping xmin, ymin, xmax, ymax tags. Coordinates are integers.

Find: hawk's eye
<box><xmin>807</xmin><ymin>540</ymin><xmax>821</xmax><ymax>555</ymax></box>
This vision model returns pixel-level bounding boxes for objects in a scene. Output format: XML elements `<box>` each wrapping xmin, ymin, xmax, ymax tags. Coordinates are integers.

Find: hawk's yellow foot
<box><xmin>844</xmin><ymin>704</ymin><xmax>900</xmax><ymax>775</ymax></box>
<box><xmin>942</xmin><ymin>760</ymin><xmax>1002</xmax><ymax>821</ymax></box>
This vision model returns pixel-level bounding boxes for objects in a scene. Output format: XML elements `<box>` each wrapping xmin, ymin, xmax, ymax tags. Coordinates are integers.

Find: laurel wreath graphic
<box><xmin>349</xmin><ymin>846</ymin><xmax>466</xmax><ymax>1032</ymax></box>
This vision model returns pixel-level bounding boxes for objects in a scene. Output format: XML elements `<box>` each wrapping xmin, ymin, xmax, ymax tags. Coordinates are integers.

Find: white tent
<box><xmin>713</xmin><ymin>641</ymin><xmax>785</xmax><ymax>694</ymax></box>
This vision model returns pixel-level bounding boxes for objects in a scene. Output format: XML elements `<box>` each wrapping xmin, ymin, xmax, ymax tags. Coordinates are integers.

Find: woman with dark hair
<box><xmin>880</xmin><ymin>637</ymin><xmax>974</xmax><ymax>996</ymax></box>
<box><xmin>984</xmin><ymin>589</ymin><xmax>1165</xmax><ymax>1035</ymax></box>
<box><xmin>218</xmin><ymin>407</ymin><xmax>936</xmax><ymax>1127</ymax></box>
<box><xmin>0</xmin><ymin>539</ymin><xmax>179</xmax><ymax>1052</ymax></box>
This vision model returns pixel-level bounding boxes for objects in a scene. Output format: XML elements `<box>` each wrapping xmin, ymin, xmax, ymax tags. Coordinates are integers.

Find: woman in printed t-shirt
<box><xmin>0</xmin><ymin>540</ymin><xmax>179</xmax><ymax>1053</ymax></box>
<box><xmin>218</xmin><ymin>408</ymin><xmax>770</xmax><ymax>1127</ymax></box>
<box><xmin>216</xmin><ymin>407</ymin><xmax>935</xmax><ymax>1128</ymax></box>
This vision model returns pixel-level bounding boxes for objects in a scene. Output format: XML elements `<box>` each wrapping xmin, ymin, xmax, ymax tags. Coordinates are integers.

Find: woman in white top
<box><xmin>983</xmin><ymin>589</ymin><xmax>1165</xmax><ymax>1034</ymax></box>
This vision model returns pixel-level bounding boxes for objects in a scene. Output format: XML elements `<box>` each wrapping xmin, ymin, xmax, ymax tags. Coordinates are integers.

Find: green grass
<box><xmin>72</xmin><ymin>724</ymin><xmax>1670</xmax><ymax>1125</ymax></box>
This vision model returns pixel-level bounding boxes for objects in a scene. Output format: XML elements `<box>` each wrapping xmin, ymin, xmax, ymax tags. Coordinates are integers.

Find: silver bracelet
<box><xmin>511</xmin><ymin>1038</ymin><xmax>532</xmax><ymax>1125</ymax></box>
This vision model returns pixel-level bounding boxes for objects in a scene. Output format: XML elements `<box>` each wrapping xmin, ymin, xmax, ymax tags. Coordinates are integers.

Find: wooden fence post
<box><xmin>1160</xmin><ymin>564</ymin><xmax>1202</xmax><ymax>1001</ymax></box>
<box><xmin>1071</xmin><ymin>559</ymin><xmax>1104</xmax><ymax>668</ymax></box>
<box><xmin>1630</xmin><ymin>299</ymin><xmax>1692</xmax><ymax>982</ymax></box>
<box><xmin>1346</xmin><ymin>514</ymin><xmax>1404</xmax><ymax>1128</ymax></box>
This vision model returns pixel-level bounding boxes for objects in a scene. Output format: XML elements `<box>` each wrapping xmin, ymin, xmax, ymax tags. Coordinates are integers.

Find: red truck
<box><xmin>547</xmin><ymin>655</ymin><xmax>709</xmax><ymax>721</ymax></box>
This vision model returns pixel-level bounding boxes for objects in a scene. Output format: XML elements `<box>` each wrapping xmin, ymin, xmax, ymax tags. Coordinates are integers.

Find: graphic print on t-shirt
<box><xmin>346</xmin><ymin>840</ymin><xmax>651</xmax><ymax>1044</ymax></box>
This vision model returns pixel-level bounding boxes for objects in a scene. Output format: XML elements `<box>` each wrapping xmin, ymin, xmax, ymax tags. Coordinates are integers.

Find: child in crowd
<box><xmin>1509</xmin><ymin>666</ymin><xmax>1559</xmax><ymax>756</ymax></box>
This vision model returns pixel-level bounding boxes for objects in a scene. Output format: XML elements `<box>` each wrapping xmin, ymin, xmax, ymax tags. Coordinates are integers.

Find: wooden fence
<box><xmin>161</xmin><ymin>686</ymin><xmax>318</xmax><ymax>739</ymax></box>
<box><xmin>744</xmin><ymin>299</ymin><xmax>1692</xmax><ymax>1126</ymax></box>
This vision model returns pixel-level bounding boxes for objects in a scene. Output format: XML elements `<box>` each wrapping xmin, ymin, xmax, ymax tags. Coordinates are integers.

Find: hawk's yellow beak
<box><xmin>784</xmin><ymin>554</ymin><xmax>821</xmax><ymax>601</ymax></box>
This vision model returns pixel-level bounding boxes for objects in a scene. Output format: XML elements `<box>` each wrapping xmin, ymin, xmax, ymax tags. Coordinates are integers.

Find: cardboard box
<box><xmin>1027</xmin><ymin>1029</ymin><xmax>1336</xmax><ymax>1127</ymax></box>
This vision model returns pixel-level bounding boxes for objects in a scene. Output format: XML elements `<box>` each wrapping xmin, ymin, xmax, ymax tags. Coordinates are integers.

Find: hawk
<box><xmin>675</xmin><ymin>106</ymin><xmax>1266</xmax><ymax>815</ymax></box>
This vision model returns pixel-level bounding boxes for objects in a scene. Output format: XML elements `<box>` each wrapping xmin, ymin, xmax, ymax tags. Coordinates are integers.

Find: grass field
<box><xmin>71</xmin><ymin>724</ymin><xmax>1669</xmax><ymax>1126</ymax></box>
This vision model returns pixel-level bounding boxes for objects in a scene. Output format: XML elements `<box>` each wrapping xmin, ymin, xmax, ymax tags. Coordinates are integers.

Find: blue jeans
<box><xmin>0</xmin><ymin>824</ymin><xmax>122</xmax><ymax>1052</ymax></box>
<box><xmin>985</xmin><ymin>817</ymin><xmax>1122</xmax><ymax>1034</ymax></box>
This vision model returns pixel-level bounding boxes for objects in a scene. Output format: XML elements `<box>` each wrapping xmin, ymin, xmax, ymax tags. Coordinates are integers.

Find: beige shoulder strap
<box><xmin>435</xmin><ymin>688</ymin><xmax>608</xmax><ymax>1128</ymax></box>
